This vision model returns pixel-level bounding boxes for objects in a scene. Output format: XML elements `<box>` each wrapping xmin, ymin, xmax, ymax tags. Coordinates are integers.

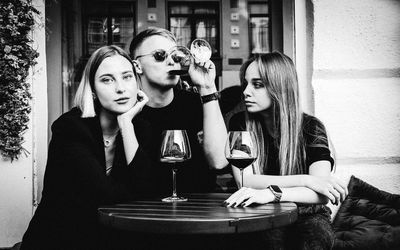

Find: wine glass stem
<box><xmin>172</xmin><ymin>167</ymin><xmax>178</xmax><ymax>198</ymax></box>
<box><xmin>240</xmin><ymin>169</ymin><xmax>244</xmax><ymax>188</ymax></box>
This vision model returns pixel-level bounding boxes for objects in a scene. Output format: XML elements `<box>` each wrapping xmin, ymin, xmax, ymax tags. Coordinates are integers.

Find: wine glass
<box><xmin>160</xmin><ymin>130</ymin><xmax>192</xmax><ymax>202</ymax></box>
<box><xmin>168</xmin><ymin>46</ymin><xmax>192</xmax><ymax>76</ymax></box>
<box><xmin>225</xmin><ymin>131</ymin><xmax>258</xmax><ymax>189</ymax></box>
<box><xmin>168</xmin><ymin>39</ymin><xmax>212</xmax><ymax>76</ymax></box>
<box><xmin>190</xmin><ymin>38</ymin><xmax>212</xmax><ymax>63</ymax></box>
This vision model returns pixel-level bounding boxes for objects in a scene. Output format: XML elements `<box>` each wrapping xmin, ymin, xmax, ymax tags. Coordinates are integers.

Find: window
<box><xmin>83</xmin><ymin>1</ymin><xmax>135</xmax><ymax>56</ymax></box>
<box><xmin>249</xmin><ymin>1</ymin><xmax>270</xmax><ymax>54</ymax></box>
<box><xmin>168</xmin><ymin>2</ymin><xmax>220</xmax><ymax>57</ymax></box>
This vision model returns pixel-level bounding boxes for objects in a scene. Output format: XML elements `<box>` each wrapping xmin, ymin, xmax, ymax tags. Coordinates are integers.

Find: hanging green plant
<box><xmin>0</xmin><ymin>0</ymin><xmax>39</xmax><ymax>161</ymax></box>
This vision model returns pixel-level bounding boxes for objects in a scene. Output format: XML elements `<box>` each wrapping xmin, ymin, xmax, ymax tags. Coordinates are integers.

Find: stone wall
<box><xmin>312</xmin><ymin>0</ymin><xmax>400</xmax><ymax>162</ymax></box>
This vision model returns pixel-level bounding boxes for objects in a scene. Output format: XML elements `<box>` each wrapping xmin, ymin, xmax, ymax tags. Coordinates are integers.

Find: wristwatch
<box><xmin>200</xmin><ymin>92</ymin><xmax>220</xmax><ymax>104</ymax></box>
<box><xmin>268</xmin><ymin>185</ymin><xmax>282</xmax><ymax>203</ymax></box>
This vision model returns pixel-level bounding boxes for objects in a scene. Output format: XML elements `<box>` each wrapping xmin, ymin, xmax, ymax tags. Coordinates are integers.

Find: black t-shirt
<box><xmin>134</xmin><ymin>89</ymin><xmax>216</xmax><ymax>196</ymax></box>
<box><xmin>229</xmin><ymin>112</ymin><xmax>334</xmax><ymax>175</ymax></box>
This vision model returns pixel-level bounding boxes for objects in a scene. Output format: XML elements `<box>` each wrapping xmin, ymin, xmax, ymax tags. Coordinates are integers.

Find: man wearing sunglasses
<box><xmin>128</xmin><ymin>27</ymin><xmax>227</xmax><ymax>196</ymax></box>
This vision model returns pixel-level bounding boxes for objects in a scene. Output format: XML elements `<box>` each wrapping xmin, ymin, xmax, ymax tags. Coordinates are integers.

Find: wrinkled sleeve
<box><xmin>304</xmin><ymin>116</ymin><xmax>335</xmax><ymax>171</ymax></box>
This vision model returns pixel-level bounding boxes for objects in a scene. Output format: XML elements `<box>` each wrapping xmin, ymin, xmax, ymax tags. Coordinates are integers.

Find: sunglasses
<box><xmin>135</xmin><ymin>46</ymin><xmax>191</xmax><ymax>66</ymax></box>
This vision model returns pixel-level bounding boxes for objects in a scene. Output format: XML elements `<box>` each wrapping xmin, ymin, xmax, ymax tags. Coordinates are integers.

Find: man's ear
<box><xmin>133</xmin><ymin>60</ymin><xmax>143</xmax><ymax>74</ymax></box>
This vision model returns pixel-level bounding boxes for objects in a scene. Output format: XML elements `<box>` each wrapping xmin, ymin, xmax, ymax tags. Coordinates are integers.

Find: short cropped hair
<box><xmin>129</xmin><ymin>27</ymin><xmax>176</xmax><ymax>59</ymax></box>
<box><xmin>74</xmin><ymin>45</ymin><xmax>137</xmax><ymax>117</ymax></box>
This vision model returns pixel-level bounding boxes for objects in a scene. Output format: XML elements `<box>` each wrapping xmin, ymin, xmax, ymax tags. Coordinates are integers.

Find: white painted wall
<box><xmin>0</xmin><ymin>144</ymin><xmax>33</xmax><ymax>247</ymax></box>
<box><xmin>0</xmin><ymin>0</ymin><xmax>47</xmax><ymax>247</ymax></box>
<box><xmin>312</xmin><ymin>0</ymin><xmax>400</xmax><ymax>162</ymax></box>
<box><xmin>222</xmin><ymin>70</ymin><xmax>241</xmax><ymax>89</ymax></box>
<box><xmin>294</xmin><ymin>0</ymin><xmax>314</xmax><ymax>114</ymax></box>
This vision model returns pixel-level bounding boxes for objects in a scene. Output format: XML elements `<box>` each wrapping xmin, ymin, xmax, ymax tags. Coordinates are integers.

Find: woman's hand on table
<box><xmin>223</xmin><ymin>187</ymin><xmax>275</xmax><ymax>207</ymax></box>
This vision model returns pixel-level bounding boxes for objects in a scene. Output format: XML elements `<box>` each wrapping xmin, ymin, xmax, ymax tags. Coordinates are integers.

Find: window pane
<box><xmin>87</xmin><ymin>17</ymin><xmax>108</xmax><ymax>54</ymax></box>
<box><xmin>195</xmin><ymin>19</ymin><xmax>217</xmax><ymax>54</ymax></box>
<box><xmin>170</xmin><ymin>17</ymin><xmax>191</xmax><ymax>47</ymax></box>
<box><xmin>193</xmin><ymin>7</ymin><xmax>216</xmax><ymax>14</ymax></box>
<box><xmin>112</xmin><ymin>17</ymin><xmax>134</xmax><ymax>51</ymax></box>
<box><xmin>250</xmin><ymin>17</ymin><xmax>270</xmax><ymax>53</ymax></box>
<box><xmin>249</xmin><ymin>3</ymin><xmax>268</xmax><ymax>14</ymax></box>
<box><xmin>170</xmin><ymin>5</ymin><xmax>191</xmax><ymax>14</ymax></box>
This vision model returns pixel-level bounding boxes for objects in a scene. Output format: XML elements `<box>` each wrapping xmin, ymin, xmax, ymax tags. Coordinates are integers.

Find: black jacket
<box><xmin>21</xmin><ymin>108</ymin><xmax>155</xmax><ymax>250</ymax></box>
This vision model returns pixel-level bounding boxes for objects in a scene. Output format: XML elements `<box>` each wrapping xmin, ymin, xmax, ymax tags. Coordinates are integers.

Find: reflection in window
<box><xmin>249</xmin><ymin>2</ymin><xmax>270</xmax><ymax>54</ymax></box>
<box><xmin>170</xmin><ymin>17</ymin><xmax>191</xmax><ymax>48</ymax></box>
<box><xmin>87</xmin><ymin>18</ymin><xmax>108</xmax><ymax>53</ymax></box>
<box><xmin>65</xmin><ymin>2</ymin><xmax>136</xmax><ymax>111</ymax></box>
<box><xmin>112</xmin><ymin>17</ymin><xmax>135</xmax><ymax>50</ymax></box>
<box><xmin>85</xmin><ymin>2</ymin><xmax>135</xmax><ymax>55</ymax></box>
<box><xmin>195</xmin><ymin>19</ymin><xmax>217</xmax><ymax>54</ymax></box>
<box><xmin>168</xmin><ymin>2</ymin><xmax>219</xmax><ymax>56</ymax></box>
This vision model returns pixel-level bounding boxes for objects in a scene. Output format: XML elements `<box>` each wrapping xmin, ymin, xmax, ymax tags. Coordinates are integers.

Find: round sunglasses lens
<box><xmin>153</xmin><ymin>51</ymin><xmax>167</xmax><ymax>61</ymax></box>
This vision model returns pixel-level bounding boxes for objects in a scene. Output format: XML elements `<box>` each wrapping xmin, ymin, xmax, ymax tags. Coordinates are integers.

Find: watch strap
<box><xmin>200</xmin><ymin>92</ymin><xmax>220</xmax><ymax>104</ymax></box>
<box><xmin>268</xmin><ymin>185</ymin><xmax>282</xmax><ymax>203</ymax></box>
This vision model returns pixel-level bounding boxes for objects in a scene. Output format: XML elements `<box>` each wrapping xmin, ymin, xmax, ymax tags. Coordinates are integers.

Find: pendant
<box><xmin>104</xmin><ymin>139</ymin><xmax>111</xmax><ymax>147</ymax></box>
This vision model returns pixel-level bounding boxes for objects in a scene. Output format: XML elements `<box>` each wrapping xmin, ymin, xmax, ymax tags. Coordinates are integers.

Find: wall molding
<box><xmin>314</xmin><ymin>68</ymin><xmax>400</xmax><ymax>79</ymax></box>
<box><xmin>337</xmin><ymin>157</ymin><xmax>400</xmax><ymax>165</ymax></box>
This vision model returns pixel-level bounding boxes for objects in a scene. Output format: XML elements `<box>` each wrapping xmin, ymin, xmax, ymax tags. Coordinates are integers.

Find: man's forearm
<box><xmin>201</xmin><ymin>94</ymin><xmax>228</xmax><ymax>169</ymax></box>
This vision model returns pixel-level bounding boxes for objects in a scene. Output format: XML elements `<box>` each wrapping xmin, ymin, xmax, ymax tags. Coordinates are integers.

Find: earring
<box><xmin>92</xmin><ymin>93</ymin><xmax>97</xmax><ymax>100</ymax></box>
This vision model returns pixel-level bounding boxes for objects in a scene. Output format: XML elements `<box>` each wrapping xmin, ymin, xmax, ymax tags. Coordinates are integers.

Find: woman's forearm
<box><xmin>281</xmin><ymin>186</ymin><xmax>329</xmax><ymax>204</ymax></box>
<box><xmin>118</xmin><ymin>119</ymin><xmax>139</xmax><ymax>165</ymax></box>
<box><xmin>232</xmin><ymin>166</ymin><xmax>307</xmax><ymax>188</ymax></box>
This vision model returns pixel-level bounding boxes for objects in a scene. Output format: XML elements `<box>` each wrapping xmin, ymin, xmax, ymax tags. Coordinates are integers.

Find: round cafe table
<box><xmin>98</xmin><ymin>193</ymin><xmax>298</xmax><ymax>235</ymax></box>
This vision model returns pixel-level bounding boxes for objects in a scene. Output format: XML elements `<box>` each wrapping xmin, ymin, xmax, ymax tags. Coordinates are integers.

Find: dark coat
<box><xmin>20</xmin><ymin>108</ymin><xmax>155</xmax><ymax>250</ymax></box>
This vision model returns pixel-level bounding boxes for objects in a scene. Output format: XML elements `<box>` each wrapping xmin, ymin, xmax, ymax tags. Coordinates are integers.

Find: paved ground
<box><xmin>328</xmin><ymin>162</ymin><xmax>400</xmax><ymax>218</ymax></box>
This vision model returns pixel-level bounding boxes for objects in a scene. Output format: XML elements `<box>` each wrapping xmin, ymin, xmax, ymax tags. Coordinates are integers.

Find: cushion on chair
<box><xmin>333</xmin><ymin>175</ymin><xmax>400</xmax><ymax>250</ymax></box>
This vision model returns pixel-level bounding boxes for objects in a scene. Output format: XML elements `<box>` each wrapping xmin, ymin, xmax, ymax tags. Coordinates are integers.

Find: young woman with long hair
<box><xmin>224</xmin><ymin>52</ymin><xmax>348</xmax><ymax>249</ymax></box>
<box><xmin>21</xmin><ymin>45</ymin><xmax>150</xmax><ymax>249</ymax></box>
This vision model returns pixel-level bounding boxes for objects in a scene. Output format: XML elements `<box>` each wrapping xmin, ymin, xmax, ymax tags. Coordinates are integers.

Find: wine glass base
<box><xmin>162</xmin><ymin>196</ymin><xmax>188</xmax><ymax>202</ymax></box>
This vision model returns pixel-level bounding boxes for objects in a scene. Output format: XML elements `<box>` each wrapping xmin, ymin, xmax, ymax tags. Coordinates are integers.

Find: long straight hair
<box><xmin>240</xmin><ymin>52</ymin><xmax>305</xmax><ymax>175</ymax></box>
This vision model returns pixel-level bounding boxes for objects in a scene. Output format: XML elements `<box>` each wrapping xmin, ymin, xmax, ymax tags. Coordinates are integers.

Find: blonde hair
<box><xmin>241</xmin><ymin>52</ymin><xmax>332</xmax><ymax>175</ymax></box>
<box><xmin>74</xmin><ymin>45</ymin><xmax>137</xmax><ymax>117</ymax></box>
<box><xmin>129</xmin><ymin>27</ymin><xmax>177</xmax><ymax>59</ymax></box>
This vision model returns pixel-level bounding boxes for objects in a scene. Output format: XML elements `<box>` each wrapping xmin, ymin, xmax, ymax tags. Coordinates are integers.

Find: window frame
<box><xmin>248</xmin><ymin>1</ymin><xmax>271</xmax><ymax>55</ymax></box>
<box><xmin>82</xmin><ymin>1</ymin><xmax>136</xmax><ymax>57</ymax></box>
<box><xmin>167</xmin><ymin>1</ymin><xmax>220</xmax><ymax>58</ymax></box>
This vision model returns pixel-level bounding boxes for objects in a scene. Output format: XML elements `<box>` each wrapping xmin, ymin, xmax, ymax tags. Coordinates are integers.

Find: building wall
<box><xmin>294</xmin><ymin>0</ymin><xmax>314</xmax><ymax>114</ymax></box>
<box><xmin>221</xmin><ymin>0</ymin><xmax>250</xmax><ymax>89</ymax></box>
<box><xmin>312</xmin><ymin>0</ymin><xmax>400</xmax><ymax>162</ymax></box>
<box><xmin>0</xmin><ymin>0</ymin><xmax>48</xmax><ymax>247</ymax></box>
<box><xmin>137</xmin><ymin>0</ymin><xmax>167</xmax><ymax>33</ymax></box>
<box><xmin>7</xmin><ymin>0</ymin><xmax>399</xmax><ymax>247</ymax></box>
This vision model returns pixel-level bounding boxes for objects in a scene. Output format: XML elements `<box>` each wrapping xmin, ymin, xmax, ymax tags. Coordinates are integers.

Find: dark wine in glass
<box><xmin>226</xmin><ymin>157</ymin><xmax>257</xmax><ymax>170</ymax></box>
<box><xmin>168</xmin><ymin>69</ymin><xmax>189</xmax><ymax>76</ymax></box>
<box><xmin>168</xmin><ymin>39</ymin><xmax>212</xmax><ymax>76</ymax></box>
<box><xmin>225</xmin><ymin>131</ymin><xmax>258</xmax><ymax>188</ymax></box>
<box><xmin>160</xmin><ymin>130</ymin><xmax>191</xmax><ymax>202</ymax></box>
<box><xmin>168</xmin><ymin>46</ymin><xmax>192</xmax><ymax>76</ymax></box>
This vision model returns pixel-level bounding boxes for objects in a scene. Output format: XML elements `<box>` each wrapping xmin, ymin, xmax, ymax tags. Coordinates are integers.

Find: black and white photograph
<box><xmin>1</xmin><ymin>0</ymin><xmax>399</xmax><ymax>249</ymax></box>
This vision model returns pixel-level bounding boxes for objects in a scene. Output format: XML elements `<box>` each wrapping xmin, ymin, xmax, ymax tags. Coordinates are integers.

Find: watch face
<box><xmin>270</xmin><ymin>185</ymin><xmax>282</xmax><ymax>193</ymax></box>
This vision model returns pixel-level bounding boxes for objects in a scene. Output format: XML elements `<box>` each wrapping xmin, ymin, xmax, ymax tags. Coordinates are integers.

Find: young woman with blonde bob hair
<box><xmin>21</xmin><ymin>45</ymin><xmax>152</xmax><ymax>249</ymax></box>
<box><xmin>224</xmin><ymin>52</ymin><xmax>348</xmax><ymax>249</ymax></box>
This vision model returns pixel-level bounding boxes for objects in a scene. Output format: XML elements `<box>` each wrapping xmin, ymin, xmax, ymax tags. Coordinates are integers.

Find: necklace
<box><xmin>103</xmin><ymin>132</ymin><xmax>118</xmax><ymax>148</ymax></box>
